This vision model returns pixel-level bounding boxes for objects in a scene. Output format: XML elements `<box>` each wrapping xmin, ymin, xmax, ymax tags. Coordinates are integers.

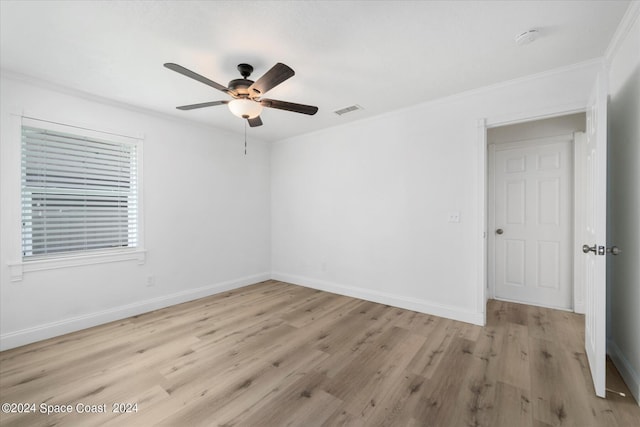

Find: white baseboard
<box><xmin>271</xmin><ymin>272</ymin><xmax>484</xmax><ymax>326</ymax></box>
<box><xmin>0</xmin><ymin>272</ymin><xmax>270</xmax><ymax>351</ymax></box>
<box><xmin>608</xmin><ymin>339</ymin><xmax>640</xmax><ymax>406</ymax></box>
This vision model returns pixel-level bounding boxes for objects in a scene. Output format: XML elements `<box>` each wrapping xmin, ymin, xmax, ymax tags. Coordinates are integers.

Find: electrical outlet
<box><xmin>146</xmin><ymin>275</ymin><xmax>156</xmax><ymax>287</ymax></box>
<box><xmin>448</xmin><ymin>212</ymin><xmax>460</xmax><ymax>223</ymax></box>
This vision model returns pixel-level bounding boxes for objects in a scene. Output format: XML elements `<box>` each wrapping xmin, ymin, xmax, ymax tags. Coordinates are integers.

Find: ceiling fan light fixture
<box><xmin>228</xmin><ymin>98</ymin><xmax>263</xmax><ymax>119</ymax></box>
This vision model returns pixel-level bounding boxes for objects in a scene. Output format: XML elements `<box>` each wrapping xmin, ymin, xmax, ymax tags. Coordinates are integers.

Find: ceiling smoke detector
<box><xmin>515</xmin><ymin>29</ymin><xmax>539</xmax><ymax>46</ymax></box>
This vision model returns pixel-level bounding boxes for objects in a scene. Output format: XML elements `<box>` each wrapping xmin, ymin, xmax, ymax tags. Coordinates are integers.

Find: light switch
<box><xmin>448</xmin><ymin>212</ymin><xmax>460</xmax><ymax>223</ymax></box>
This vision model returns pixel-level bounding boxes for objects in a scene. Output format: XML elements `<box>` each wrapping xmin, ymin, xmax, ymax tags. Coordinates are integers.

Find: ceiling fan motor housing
<box><xmin>228</xmin><ymin>78</ymin><xmax>254</xmax><ymax>97</ymax></box>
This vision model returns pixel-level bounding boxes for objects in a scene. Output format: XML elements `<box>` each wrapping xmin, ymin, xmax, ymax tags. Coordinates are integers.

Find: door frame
<box><xmin>476</xmin><ymin>104</ymin><xmax>587</xmax><ymax>321</ymax></box>
<box><xmin>487</xmin><ymin>134</ymin><xmax>579</xmax><ymax>311</ymax></box>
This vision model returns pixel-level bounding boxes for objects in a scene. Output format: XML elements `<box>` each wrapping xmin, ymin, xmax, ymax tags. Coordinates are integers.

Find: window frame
<box><xmin>7</xmin><ymin>115</ymin><xmax>146</xmax><ymax>282</ymax></box>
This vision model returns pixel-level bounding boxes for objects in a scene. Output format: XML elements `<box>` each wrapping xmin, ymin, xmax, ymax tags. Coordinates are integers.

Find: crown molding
<box><xmin>605</xmin><ymin>1</ymin><xmax>640</xmax><ymax>64</ymax></box>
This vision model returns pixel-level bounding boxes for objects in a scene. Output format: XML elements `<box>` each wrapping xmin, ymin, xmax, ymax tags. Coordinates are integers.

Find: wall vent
<box><xmin>334</xmin><ymin>104</ymin><xmax>363</xmax><ymax>116</ymax></box>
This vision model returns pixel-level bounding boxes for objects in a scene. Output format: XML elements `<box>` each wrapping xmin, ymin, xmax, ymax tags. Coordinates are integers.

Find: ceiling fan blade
<box><xmin>260</xmin><ymin>99</ymin><xmax>318</xmax><ymax>115</ymax></box>
<box><xmin>176</xmin><ymin>100</ymin><xmax>228</xmax><ymax>110</ymax></box>
<box><xmin>248</xmin><ymin>63</ymin><xmax>295</xmax><ymax>96</ymax></box>
<box><xmin>164</xmin><ymin>63</ymin><xmax>232</xmax><ymax>94</ymax></box>
<box><xmin>248</xmin><ymin>116</ymin><xmax>263</xmax><ymax>127</ymax></box>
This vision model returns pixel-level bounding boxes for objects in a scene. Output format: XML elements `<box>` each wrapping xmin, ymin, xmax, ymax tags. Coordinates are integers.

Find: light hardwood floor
<box><xmin>0</xmin><ymin>280</ymin><xmax>638</xmax><ymax>426</ymax></box>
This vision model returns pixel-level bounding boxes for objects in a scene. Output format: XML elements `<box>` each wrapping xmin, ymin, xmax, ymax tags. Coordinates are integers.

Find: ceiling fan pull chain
<box><xmin>244</xmin><ymin>120</ymin><xmax>247</xmax><ymax>155</ymax></box>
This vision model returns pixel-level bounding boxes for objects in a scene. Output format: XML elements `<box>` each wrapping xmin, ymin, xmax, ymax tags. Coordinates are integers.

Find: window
<box><xmin>21</xmin><ymin>121</ymin><xmax>139</xmax><ymax>260</ymax></box>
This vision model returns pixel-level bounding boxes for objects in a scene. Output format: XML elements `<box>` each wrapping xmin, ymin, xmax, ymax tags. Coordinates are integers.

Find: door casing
<box><xmin>477</xmin><ymin>106</ymin><xmax>588</xmax><ymax>321</ymax></box>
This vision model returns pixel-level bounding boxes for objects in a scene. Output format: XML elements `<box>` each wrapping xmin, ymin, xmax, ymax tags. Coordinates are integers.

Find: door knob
<box><xmin>496</xmin><ymin>229</ymin><xmax>504</xmax><ymax>235</ymax></box>
<box><xmin>607</xmin><ymin>246</ymin><xmax>622</xmax><ymax>255</ymax></box>
<box><xmin>583</xmin><ymin>244</ymin><xmax>596</xmax><ymax>254</ymax></box>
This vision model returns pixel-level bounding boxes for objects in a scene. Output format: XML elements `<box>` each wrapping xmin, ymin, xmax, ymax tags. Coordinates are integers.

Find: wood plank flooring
<box><xmin>0</xmin><ymin>280</ymin><xmax>638</xmax><ymax>426</ymax></box>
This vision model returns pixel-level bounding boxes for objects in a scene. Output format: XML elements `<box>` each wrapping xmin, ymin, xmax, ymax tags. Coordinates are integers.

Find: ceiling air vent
<box><xmin>334</xmin><ymin>104</ymin><xmax>363</xmax><ymax>116</ymax></box>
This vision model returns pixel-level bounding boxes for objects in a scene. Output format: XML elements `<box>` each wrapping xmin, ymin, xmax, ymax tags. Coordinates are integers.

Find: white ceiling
<box><xmin>0</xmin><ymin>1</ymin><xmax>631</xmax><ymax>142</ymax></box>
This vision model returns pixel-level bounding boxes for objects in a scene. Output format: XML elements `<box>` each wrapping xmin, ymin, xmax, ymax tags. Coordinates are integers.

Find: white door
<box><xmin>491</xmin><ymin>137</ymin><xmax>574</xmax><ymax>310</ymax></box>
<box><xmin>583</xmin><ymin>72</ymin><xmax>607</xmax><ymax>398</ymax></box>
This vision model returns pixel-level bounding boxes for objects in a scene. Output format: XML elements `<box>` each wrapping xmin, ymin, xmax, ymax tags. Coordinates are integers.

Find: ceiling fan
<box><xmin>164</xmin><ymin>62</ymin><xmax>318</xmax><ymax>127</ymax></box>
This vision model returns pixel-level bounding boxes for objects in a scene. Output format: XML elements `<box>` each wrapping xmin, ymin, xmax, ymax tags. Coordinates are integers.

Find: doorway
<box><xmin>487</xmin><ymin>113</ymin><xmax>586</xmax><ymax>311</ymax></box>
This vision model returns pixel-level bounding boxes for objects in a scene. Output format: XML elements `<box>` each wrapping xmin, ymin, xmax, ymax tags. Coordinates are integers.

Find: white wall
<box><xmin>605</xmin><ymin>3</ymin><xmax>640</xmax><ymax>404</ymax></box>
<box><xmin>271</xmin><ymin>60</ymin><xmax>601</xmax><ymax>325</ymax></box>
<box><xmin>0</xmin><ymin>75</ymin><xmax>271</xmax><ymax>350</ymax></box>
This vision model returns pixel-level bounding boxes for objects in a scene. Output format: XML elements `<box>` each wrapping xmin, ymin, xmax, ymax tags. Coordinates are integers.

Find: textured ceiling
<box><xmin>0</xmin><ymin>1</ymin><xmax>631</xmax><ymax>142</ymax></box>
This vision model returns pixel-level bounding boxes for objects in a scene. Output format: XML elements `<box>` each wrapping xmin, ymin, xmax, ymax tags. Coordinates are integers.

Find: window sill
<box><xmin>8</xmin><ymin>249</ymin><xmax>146</xmax><ymax>282</ymax></box>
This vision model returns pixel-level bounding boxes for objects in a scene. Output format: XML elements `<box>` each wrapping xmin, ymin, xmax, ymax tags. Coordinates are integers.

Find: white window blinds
<box><xmin>21</xmin><ymin>123</ymin><xmax>139</xmax><ymax>259</ymax></box>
